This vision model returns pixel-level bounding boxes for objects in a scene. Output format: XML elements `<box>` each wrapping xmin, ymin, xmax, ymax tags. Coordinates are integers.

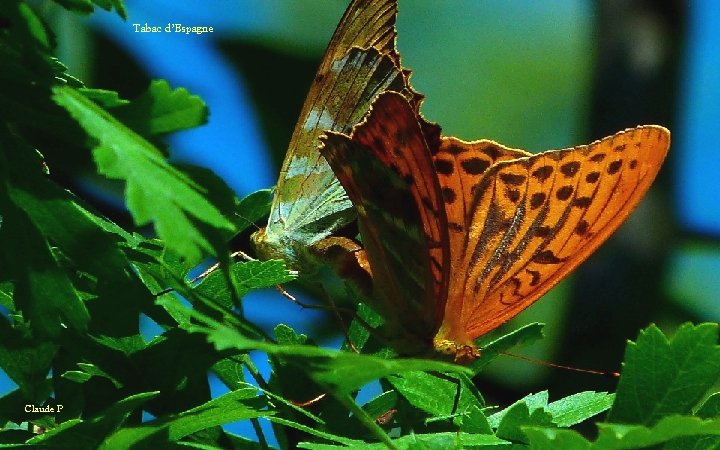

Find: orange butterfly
<box><xmin>320</xmin><ymin>91</ymin><xmax>670</xmax><ymax>362</ymax></box>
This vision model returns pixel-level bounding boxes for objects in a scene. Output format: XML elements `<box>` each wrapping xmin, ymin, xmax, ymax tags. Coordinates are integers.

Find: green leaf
<box><xmin>124</xmin><ymin>328</ymin><xmax>222</xmax><ymax>415</ymax></box>
<box><xmin>110</xmin><ymin>80</ymin><xmax>207</xmax><ymax>135</ymax></box>
<box><xmin>387</xmin><ymin>372</ymin><xmax>483</xmax><ymax>418</ymax></box>
<box><xmin>488</xmin><ymin>391</ymin><xmax>549</xmax><ymax>428</ymax></box>
<box><xmin>194</xmin><ymin>259</ymin><xmax>297</xmax><ymax>304</ymax></box>
<box><xmin>97</xmin><ymin>388</ymin><xmax>270</xmax><ymax>449</ymax></box>
<box><xmin>341</xmin><ymin>303</ymin><xmax>384</xmax><ymax>355</ymax></box>
<box><xmin>594</xmin><ymin>415</ymin><xmax>720</xmax><ymax>449</ymax></box>
<box><xmin>523</xmin><ymin>428</ymin><xmax>591</xmax><ymax>450</ymax></box>
<box><xmin>697</xmin><ymin>393</ymin><xmax>720</xmax><ymax>418</ymax></box>
<box><xmin>493</xmin><ymin>392</ymin><xmax>554</xmax><ymax>444</ymax></box>
<box><xmin>178</xmin><ymin>304</ymin><xmax>472</xmax><ymax>394</ymax></box>
<box><xmin>608</xmin><ymin>323</ymin><xmax>720</xmax><ymax>425</ymax></box>
<box><xmin>0</xmin><ymin>135</ymin><xmax>156</xmax><ymax>337</ymax></box>
<box><xmin>361</xmin><ymin>391</ymin><xmax>399</xmax><ymax>425</ymax></box>
<box><xmin>92</xmin><ymin>0</ymin><xmax>127</xmax><ymax>20</ymax></box>
<box><xmin>0</xmin><ymin>178</ymin><xmax>89</xmax><ymax>337</ymax></box>
<box><xmin>16</xmin><ymin>3</ymin><xmax>52</xmax><ymax>49</ymax></box>
<box><xmin>488</xmin><ymin>390</ymin><xmax>613</xmax><ymax>439</ymax></box>
<box><xmin>457</xmin><ymin>404</ymin><xmax>493</xmax><ymax>435</ymax></box>
<box><xmin>665</xmin><ymin>392</ymin><xmax>720</xmax><ymax>449</ymax></box>
<box><xmin>298</xmin><ymin>432</ymin><xmax>508</xmax><ymax>449</ymax></box>
<box><xmin>274</xmin><ymin>324</ymin><xmax>308</xmax><ymax>345</ymax></box>
<box><xmin>234</xmin><ymin>189</ymin><xmax>273</xmax><ymax>233</ymax></box>
<box><xmin>61</xmin><ymin>363</ymin><xmax>122</xmax><ymax>388</ymax></box>
<box><xmin>27</xmin><ymin>392</ymin><xmax>158</xmax><ymax>448</ymax></box>
<box><xmin>51</xmin><ymin>0</ymin><xmax>94</xmax><ymax>15</ymax></box>
<box><xmin>51</xmin><ymin>0</ymin><xmax>126</xmax><ymax>19</ymax></box>
<box><xmin>548</xmin><ymin>391</ymin><xmax>615</xmax><ymax>427</ymax></box>
<box><xmin>211</xmin><ymin>357</ymin><xmax>248</xmax><ymax>392</ymax></box>
<box><xmin>80</xmin><ymin>88</ymin><xmax>130</xmax><ymax>108</ymax></box>
<box><xmin>52</xmin><ymin>85</ymin><xmax>235</xmax><ymax>262</ymax></box>
<box><xmin>0</xmin><ymin>319</ymin><xmax>56</xmax><ymax>401</ymax></box>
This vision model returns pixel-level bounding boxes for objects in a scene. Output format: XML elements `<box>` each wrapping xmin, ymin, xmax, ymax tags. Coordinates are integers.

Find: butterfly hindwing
<box><xmin>321</xmin><ymin>91</ymin><xmax>447</xmax><ymax>346</ymax></box>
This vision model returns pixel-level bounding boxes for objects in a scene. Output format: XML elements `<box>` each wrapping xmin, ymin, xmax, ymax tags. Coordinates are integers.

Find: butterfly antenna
<box><xmin>274</xmin><ymin>284</ymin><xmax>363</xmax><ymax>354</ymax></box>
<box><xmin>291</xmin><ymin>393</ymin><xmax>327</xmax><ymax>407</ymax></box>
<box><xmin>324</xmin><ymin>291</ymin><xmax>361</xmax><ymax>354</ymax></box>
<box><xmin>235</xmin><ymin>211</ymin><xmax>264</xmax><ymax>233</ymax></box>
<box><xmin>500</xmin><ymin>351</ymin><xmax>620</xmax><ymax>378</ymax></box>
<box><xmin>188</xmin><ymin>249</ymin><xmax>248</xmax><ymax>284</ymax></box>
<box><xmin>186</xmin><ymin>211</ymin><xmax>267</xmax><ymax>282</ymax></box>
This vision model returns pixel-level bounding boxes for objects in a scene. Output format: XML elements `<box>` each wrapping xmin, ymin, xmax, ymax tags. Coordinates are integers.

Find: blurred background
<box><xmin>4</xmin><ymin>0</ymin><xmax>718</xmax><ymax>443</ymax></box>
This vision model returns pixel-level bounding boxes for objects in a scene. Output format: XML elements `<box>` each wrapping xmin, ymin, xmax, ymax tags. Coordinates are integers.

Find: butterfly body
<box><xmin>321</xmin><ymin>91</ymin><xmax>670</xmax><ymax>362</ymax></box>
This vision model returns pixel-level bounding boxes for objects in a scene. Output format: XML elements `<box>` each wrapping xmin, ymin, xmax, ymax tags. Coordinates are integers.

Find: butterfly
<box><xmin>251</xmin><ymin>0</ymin><xmax>421</xmax><ymax>281</ymax></box>
<box><xmin>320</xmin><ymin>91</ymin><xmax>670</xmax><ymax>362</ymax></box>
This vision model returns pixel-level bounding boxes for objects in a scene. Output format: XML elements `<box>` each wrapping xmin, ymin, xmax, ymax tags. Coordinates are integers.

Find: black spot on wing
<box><xmin>560</xmin><ymin>161</ymin><xmax>580</xmax><ymax>177</ymax></box>
<box><xmin>527</xmin><ymin>269</ymin><xmax>541</xmax><ymax>286</ymax></box>
<box><xmin>607</xmin><ymin>160</ymin><xmax>622</xmax><ymax>174</ymax></box>
<box><xmin>530</xmin><ymin>192</ymin><xmax>546</xmax><ymax>209</ymax></box>
<box><xmin>532</xmin><ymin>165</ymin><xmax>554</xmax><ymax>181</ymax></box>
<box><xmin>500</xmin><ymin>173</ymin><xmax>527</xmax><ymax>186</ymax></box>
<box><xmin>506</xmin><ymin>188</ymin><xmax>521</xmax><ymax>203</ymax></box>
<box><xmin>482</xmin><ymin>144</ymin><xmax>501</xmax><ymax>159</ymax></box>
<box><xmin>448</xmin><ymin>222</ymin><xmax>464</xmax><ymax>232</ymax></box>
<box><xmin>461</xmin><ymin>157</ymin><xmax>490</xmax><ymax>175</ymax></box>
<box><xmin>435</xmin><ymin>158</ymin><xmax>454</xmax><ymax>175</ymax></box>
<box><xmin>442</xmin><ymin>187</ymin><xmax>457</xmax><ymax>204</ymax></box>
<box><xmin>572</xmin><ymin>197</ymin><xmax>592</xmax><ymax>208</ymax></box>
<box><xmin>534</xmin><ymin>225</ymin><xmax>554</xmax><ymax>238</ymax></box>
<box><xmin>533</xmin><ymin>250</ymin><xmax>565</xmax><ymax>264</ymax></box>
<box><xmin>575</xmin><ymin>220</ymin><xmax>589</xmax><ymax>235</ymax></box>
<box><xmin>444</xmin><ymin>143</ymin><xmax>464</xmax><ymax>155</ymax></box>
<box><xmin>586</xmin><ymin>172</ymin><xmax>601</xmax><ymax>183</ymax></box>
<box><xmin>556</xmin><ymin>185</ymin><xmax>573</xmax><ymax>201</ymax></box>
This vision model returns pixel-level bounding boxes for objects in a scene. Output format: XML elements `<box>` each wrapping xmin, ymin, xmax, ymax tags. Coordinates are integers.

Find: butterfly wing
<box><xmin>254</xmin><ymin>0</ymin><xmax>422</xmax><ymax>275</ymax></box>
<box><xmin>436</xmin><ymin>126</ymin><xmax>670</xmax><ymax>344</ymax></box>
<box><xmin>320</xmin><ymin>91</ymin><xmax>447</xmax><ymax>349</ymax></box>
<box><xmin>430</xmin><ymin>138</ymin><xmax>533</xmax><ymax>344</ymax></box>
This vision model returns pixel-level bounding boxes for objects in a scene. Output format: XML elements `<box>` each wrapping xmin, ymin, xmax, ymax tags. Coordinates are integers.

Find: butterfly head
<box><xmin>251</xmin><ymin>227</ymin><xmax>298</xmax><ymax>267</ymax></box>
<box><xmin>433</xmin><ymin>338</ymin><xmax>481</xmax><ymax>364</ymax></box>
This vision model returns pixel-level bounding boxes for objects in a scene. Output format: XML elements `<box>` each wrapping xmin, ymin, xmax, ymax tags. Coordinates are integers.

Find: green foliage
<box><xmin>1</xmin><ymin>1</ymin><xmax>719</xmax><ymax>449</ymax></box>
<box><xmin>53</xmin><ymin>85</ymin><xmax>234</xmax><ymax>264</ymax></box>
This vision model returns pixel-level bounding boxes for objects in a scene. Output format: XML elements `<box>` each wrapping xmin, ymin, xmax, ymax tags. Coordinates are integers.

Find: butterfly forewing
<box><xmin>254</xmin><ymin>0</ymin><xmax>424</xmax><ymax>274</ymax></box>
<box><xmin>271</xmin><ymin>48</ymin><xmax>409</xmax><ymax>234</ymax></box>
<box><xmin>458</xmin><ymin>126</ymin><xmax>670</xmax><ymax>339</ymax></box>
